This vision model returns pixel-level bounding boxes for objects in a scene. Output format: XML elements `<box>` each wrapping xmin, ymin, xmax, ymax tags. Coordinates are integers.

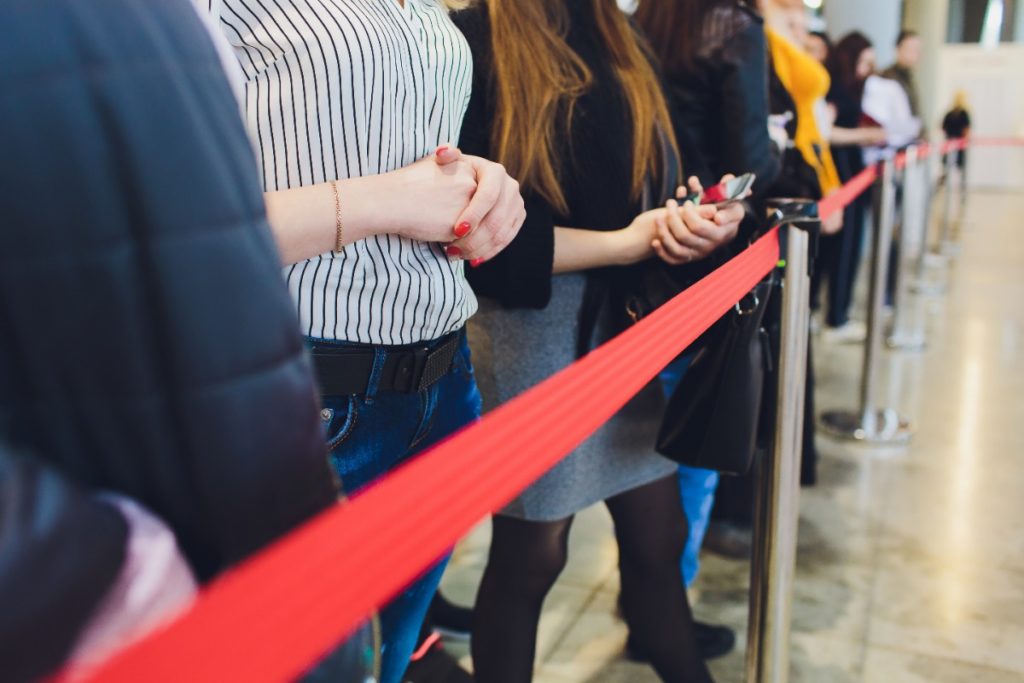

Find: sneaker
<box><xmin>821</xmin><ymin>320</ymin><xmax>867</xmax><ymax>344</ymax></box>
<box><xmin>702</xmin><ymin>521</ymin><xmax>752</xmax><ymax>560</ymax></box>
<box><xmin>430</xmin><ymin>594</ymin><xmax>473</xmax><ymax>642</ymax></box>
<box><xmin>403</xmin><ymin>632</ymin><xmax>473</xmax><ymax>683</ymax></box>
<box><xmin>625</xmin><ymin>621</ymin><xmax>737</xmax><ymax>661</ymax></box>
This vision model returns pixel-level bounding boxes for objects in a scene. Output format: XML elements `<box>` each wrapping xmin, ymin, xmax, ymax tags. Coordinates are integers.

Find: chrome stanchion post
<box><xmin>939</xmin><ymin>147</ymin><xmax>958</xmax><ymax>257</ymax></box>
<box><xmin>911</xmin><ymin>145</ymin><xmax>947</xmax><ymax>296</ymax></box>
<box><xmin>888</xmin><ymin>146</ymin><xmax>927</xmax><ymax>351</ymax></box>
<box><xmin>958</xmin><ymin>139</ymin><xmax>969</xmax><ymax>208</ymax></box>
<box><xmin>747</xmin><ymin>209</ymin><xmax>814</xmax><ymax>683</ymax></box>
<box><xmin>819</xmin><ymin>160</ymin><xmax>911</xmax><ymax>445</ymax></box>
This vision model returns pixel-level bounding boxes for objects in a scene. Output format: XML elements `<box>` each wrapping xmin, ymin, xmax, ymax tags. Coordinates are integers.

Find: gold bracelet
<box><xmin>330</xmin><ymin>179</ymin><xmax>343</xmax><ymax>252</ymax></box>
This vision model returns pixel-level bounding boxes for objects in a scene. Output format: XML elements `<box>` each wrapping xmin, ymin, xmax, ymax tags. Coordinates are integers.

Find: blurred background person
<box><xmin>636</xmin><ymin>0</ymin><xmax>777</xmax><ymax>647</ymax></box>
<box><xmin>882</xmin><ymin>30</ymin><xmax>924</xmax><ymax>120</ymax></box>
<box><xmin>805</xmin><ymin>30</ymin><xmax>832</xmax><ymax>65</ymax></box>
<box><xmin>455</xmin><ymin>0</ymin><xmax>750</xmax><ymax>679</ymax></box>
<box><xmin>820</xmin><ymin>32</ymin><xmax>889</xmax><ymax>344</ymax></box>
<box><xmin>942</xmin><ymin>90</ymin><xmax>973</xmax><ymax>191</ymax></box>
<box><xmin>763</xmin><ymin>0</ymin><xmax>843</xmax><ymax>230</ymax></box>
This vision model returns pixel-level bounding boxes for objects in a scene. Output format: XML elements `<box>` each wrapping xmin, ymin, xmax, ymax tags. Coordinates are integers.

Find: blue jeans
<box><xmin>317</xmin><ymin>333</ymin><xmax>482</xmax><ymax>683</ymax></box>
<box><xmin>659</xmin><ymin>356</ymin><xmax>719</xmax><ymax>588</ymax></box>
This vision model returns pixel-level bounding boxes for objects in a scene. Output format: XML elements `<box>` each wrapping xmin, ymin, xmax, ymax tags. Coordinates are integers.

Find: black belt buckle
<box><xmin>393</xmin><ymin>331</ymin><xmax>460</xmax><ymax>394</ymax></box>
<box><xmin>419</xmin><ymin>334</ymin><xmax>458</xmax><ymax>391</ymax></box>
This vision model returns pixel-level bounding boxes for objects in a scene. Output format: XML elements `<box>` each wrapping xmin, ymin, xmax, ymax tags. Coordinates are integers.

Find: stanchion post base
<box><xmin>818</xmin><ymin>409</ymin><xmax>912</xmax><ymax>445</ymax></box>
<box><xmin>886</xmin><ymin>332</ymin><xmax>927</xmax><ymax>352</ymax></box>
<box><xmin>941</xmin><ymin>241</ymin><xmax>962</xmax><ymax>258</ymax></box>
<box><xmin>910</xmin><ymin>279</ymin><xmax>946</xmax><ymax>297</ymax></box>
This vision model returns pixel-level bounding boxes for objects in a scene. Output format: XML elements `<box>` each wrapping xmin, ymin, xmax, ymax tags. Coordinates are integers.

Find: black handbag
<box><xmin>654</xmin><ymin>271</ymin><xmax>777</xmax><ymax>475</ymax></box>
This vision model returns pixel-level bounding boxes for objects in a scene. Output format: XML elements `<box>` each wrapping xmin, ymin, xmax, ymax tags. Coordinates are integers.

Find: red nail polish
<box><xmin>446</xmin><ymin>245</ymin><xmax>462</xmax><ymax>257</ymax></box>
<box><xmin>454</xmin><ymin>222</ymin><xmax>472</xmax><ymax>238</ymax></box>
<box><xmin>436</xmin><ymin>145</ymin><xmax>449</xmax><ymax>156</ymax></box>
<box><xmin>470</xmin><ymin>258</ymin><xmax>485</xmax><ymax>268</ymax></box>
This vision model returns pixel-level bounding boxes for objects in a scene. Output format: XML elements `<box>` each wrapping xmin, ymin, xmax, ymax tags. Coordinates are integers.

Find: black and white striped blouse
<box><xmin>207</xmin><ymin>0</ymin><xmax>477</xmax><ymax>345</ymax></box>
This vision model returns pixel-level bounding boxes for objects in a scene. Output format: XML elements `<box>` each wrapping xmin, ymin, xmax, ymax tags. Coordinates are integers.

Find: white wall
<box><xmin>936</xmin><ymin>44</ymin><xmax>1024</xmax><ymax>189</ymax></box>
<box><xmin>823</xmin><ymin>0</ymin><xmax>903</xmax><ymax>67</ymax></box>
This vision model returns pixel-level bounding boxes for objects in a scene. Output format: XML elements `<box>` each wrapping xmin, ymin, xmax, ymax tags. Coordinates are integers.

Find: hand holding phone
<box><xmin>683</xmin><ymin>172</ymin><xmax>756</xmax><ymax>208</ymax></box>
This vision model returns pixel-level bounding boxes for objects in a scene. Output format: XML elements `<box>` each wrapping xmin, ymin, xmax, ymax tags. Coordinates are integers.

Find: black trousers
<box><xmin>812</xmin><ymin>193</ymin><xmax>869</xmax><ymax>328</ymax></box>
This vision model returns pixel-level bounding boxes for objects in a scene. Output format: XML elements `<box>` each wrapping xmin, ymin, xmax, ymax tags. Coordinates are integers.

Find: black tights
<box><xmin>471</xmin><ymin>475</ymin><xmax>714</xmax><ymax>683</ymax></box>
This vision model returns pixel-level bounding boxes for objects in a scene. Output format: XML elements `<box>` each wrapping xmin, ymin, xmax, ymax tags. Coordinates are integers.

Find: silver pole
<box><xmin>888</xmin><ymin>147</ymin><xmax>927</xmax><ymax>351</ymax></box>
<box><xmin>746</xmin><ymin>224</ymin><xmax>811</xmax><ymax>683</ymax></box>
<box><xmin>939</xmin><ymin>149</ymin><xmax>958</xmax><ymax>256</ymax></box>
<box><xmin>819</xmin><ymin>160</ymin><xmax>911</xmax><ymax>445</ymax></box>
<box><xmin>911</xmin><ymin>146</ymin><xmax>947</xmax><ymax>297</ymax></box>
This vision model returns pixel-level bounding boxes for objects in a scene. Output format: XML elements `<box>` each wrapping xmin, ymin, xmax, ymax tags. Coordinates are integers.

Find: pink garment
<box><xmin>66</xmin><ymin>496</ymin><xmax>197</xmax><ymax>679</ymax></box>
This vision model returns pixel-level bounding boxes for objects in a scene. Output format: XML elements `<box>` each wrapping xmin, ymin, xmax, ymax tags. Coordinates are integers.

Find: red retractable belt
<box><xmin>72</xmin><ymin>230</ymin><xmax>780</xmax><ymax>683</ymax></box>
<box><xmin>72</xmin><ymin>137</ymin><xmax>1016</xmax><ymax>683</ymax></box>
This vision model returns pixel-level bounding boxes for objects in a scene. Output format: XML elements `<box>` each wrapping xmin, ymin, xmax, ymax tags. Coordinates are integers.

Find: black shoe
<box><xmin>430</xmin><ymin>594</ymin><xmax>473</xmax><ymax>642</ymax></box>
<box><xmin>403</xmin><ymin>633</ymin><xmax>473</xmax><ymax>683</ymax></box>
<box><xmin>625</xmin><ymin>621</ymin><xmax>736</xmax><ymax>662</ymax></box>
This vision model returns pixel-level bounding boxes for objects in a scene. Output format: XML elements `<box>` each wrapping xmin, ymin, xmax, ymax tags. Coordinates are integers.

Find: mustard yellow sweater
<box><xmin>767</xmin><ymin>29</ymin><xmax>841</xmax><ymax>194</ymax></box>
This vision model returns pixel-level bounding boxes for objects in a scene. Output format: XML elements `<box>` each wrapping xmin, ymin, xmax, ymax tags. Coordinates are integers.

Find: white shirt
<box><xmin>206</xmin><ymin>0</ymin><xmax>477</xmax><ymax>345</ymax></box>
<box><xmin>862</xmin><ymin>74</ymin><xmax>923</xmax><ymax>165</ymax></box>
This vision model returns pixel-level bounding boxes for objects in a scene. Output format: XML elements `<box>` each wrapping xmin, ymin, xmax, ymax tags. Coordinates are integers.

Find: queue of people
<box><xmin>0</xmin><ymin>1</ymin><xmax>935</xmax><ymax>682</ymax></box>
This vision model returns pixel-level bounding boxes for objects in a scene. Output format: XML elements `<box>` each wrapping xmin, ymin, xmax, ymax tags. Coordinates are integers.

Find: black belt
<box><xmin>310</xmin><ymin>330</ymin><xmax>463</xmax><ymax>397</ymax></box>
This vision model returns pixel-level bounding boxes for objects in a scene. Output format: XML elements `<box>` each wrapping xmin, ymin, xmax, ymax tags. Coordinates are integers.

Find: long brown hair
<box><xmin>828</xmin><ymin>31</ymin><xmax>873</xmax><ymax>103</ymax></box>
<box><xmin>484</xmin><ymin>0</ymin><xmax>679</xmax><ymax>214</ymax></box>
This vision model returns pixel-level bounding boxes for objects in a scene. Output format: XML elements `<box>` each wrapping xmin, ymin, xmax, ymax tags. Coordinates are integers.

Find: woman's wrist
<box><xmin>334</xmin><ymin>175</ymin><xmax>392</xmax><ymax>239</ymax></box>
<box><xmin>610</xmin><ymin>224</ymin><xmax>652</xmax><ymax>266</ymax></box>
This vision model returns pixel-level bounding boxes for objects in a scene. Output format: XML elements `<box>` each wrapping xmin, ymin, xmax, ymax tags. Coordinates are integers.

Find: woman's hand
<box><xmin>369</xmin><ymin>146</ymin><xmax>526</xmax><ymax>262</ymax></box>
<box><xmin>445</xmin><ymin>153</ymin><xmax>526</xmax><ymax>266</ymax></box>
<box><xmin>652</xmin><ymin>199</ymin><xmax>741</xmax><ymax>265</ymax></box>
<box><xmin>263</xmin><ymin>145</ymin><xmax>525</xmax><ymax>266</ymax></box>
<box><xmin>821</xmin><ymin>190</ymin><xmax>845</xmax><ymax>235</ymax></box>
<box><xmin>375</xmin><ymin>151</ymin><xmax>479</xmax><ymax>243</ymax></box>
<box><xmin>653</xmin><ymin>174</ymin><xmax>745</xmax><ymax>265</ymax></box>
<box><xmin>860</xmin><ymin>126</ymin><xmax>889</xmax><ymax>146</ymax></box>
<box><xmin>613</xmin><ymin>207</ymin><xmax>669</xmax><ymax>265</ymax></box>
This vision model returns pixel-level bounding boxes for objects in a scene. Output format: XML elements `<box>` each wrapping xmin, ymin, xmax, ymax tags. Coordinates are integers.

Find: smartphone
<box><xmin>684</xmin><ymin>173</ymin><xmax>757</xmax><ymax>208</ymax></box>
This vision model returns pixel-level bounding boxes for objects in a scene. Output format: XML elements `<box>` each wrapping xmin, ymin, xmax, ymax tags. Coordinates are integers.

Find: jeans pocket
<box><xmin>452</xmin><ymin>336</ymin><xmax>475</xmax><ymax>381</ymax></box>
<box><xmin>321</xmin><ymin>395</ymin><xmax>359</xmax><ymax>452</ymax></box>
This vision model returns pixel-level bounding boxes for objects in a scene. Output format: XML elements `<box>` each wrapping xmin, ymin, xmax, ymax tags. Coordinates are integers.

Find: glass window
<box><xmin>947</xmin><ymin>0</ymin><xmax>1022</xmax><ymax>45</ymax></box>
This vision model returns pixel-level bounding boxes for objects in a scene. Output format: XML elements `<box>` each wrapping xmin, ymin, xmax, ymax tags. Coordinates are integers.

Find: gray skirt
<box><xmin>467</xmin><ymin>273</ymin><xmax>677</xmax><ymax>521</ymax></box>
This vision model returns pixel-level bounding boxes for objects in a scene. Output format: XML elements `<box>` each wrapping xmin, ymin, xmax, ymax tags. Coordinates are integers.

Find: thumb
<box><xmin>434</xmin><ymin>144</ymin><xmax>462</xmax><ymax>165</ymax></box>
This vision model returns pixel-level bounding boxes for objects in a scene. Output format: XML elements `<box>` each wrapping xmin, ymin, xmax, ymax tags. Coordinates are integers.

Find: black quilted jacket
<box><xmin>661</xmin><ymin>3</ymin><xmax>781</xmax><ymax>201</ymax></box>
<box><xmin>0</xmin><ymin>0</ymin><xmax>339</xmax><ymax>678</ymax></box>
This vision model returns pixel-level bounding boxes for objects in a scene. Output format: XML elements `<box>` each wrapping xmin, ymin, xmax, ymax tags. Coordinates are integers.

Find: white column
<box><xmin>904</xmin><ymin>0</ymin><xmax>952</xmax><ymax>134</ymax></box>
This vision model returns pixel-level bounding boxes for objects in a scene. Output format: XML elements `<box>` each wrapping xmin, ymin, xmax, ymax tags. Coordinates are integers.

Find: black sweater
<box><xmin>455</xmin><ymin>4</ymin><xmax>649</xmax><ymax>310</ymax></box>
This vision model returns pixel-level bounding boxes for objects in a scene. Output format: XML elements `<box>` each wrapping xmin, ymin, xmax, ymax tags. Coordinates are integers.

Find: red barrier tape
<box><xmin>77</xmin><ymin>230</ymin><xmax>780</xmax><ymax>683</ymax></box>
<box><xmin>71</xmin><ymin>137</ymin><xmax>1010</xmax><ymax>682</ymax></box>
<box><xmin>819</xmin><ymin>165</ymin><xmax>878</xmax><ymax>220</ymax></box>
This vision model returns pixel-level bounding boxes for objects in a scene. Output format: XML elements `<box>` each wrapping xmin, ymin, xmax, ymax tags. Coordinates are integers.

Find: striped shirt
<box><xmin>206</xmin><ymin>0</ymin><xmax>477</xmax><ymax>345</ymax></box>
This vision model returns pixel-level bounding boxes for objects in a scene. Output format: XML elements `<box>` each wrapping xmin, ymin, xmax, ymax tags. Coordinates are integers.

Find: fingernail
<box><xmin>446</xmin><ymin>246</ymin><xmax>463</xmax><ymax>258</ymax></box>
<box><xmin>436</xmin><ymin>145</ymin><xmax>449</xmax><ymax>156</ymax></box>
<box><xmin>470</xmin><ymin>258</ymin><xmax>485</xmax><ymax>268</ymax></box>
<box><xmin>454</xmin><ymin>222</ymin><xmax>471</xmax><ymax>238</ymax></box>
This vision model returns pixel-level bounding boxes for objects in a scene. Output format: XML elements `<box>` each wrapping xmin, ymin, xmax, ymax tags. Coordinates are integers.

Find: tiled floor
<box><xmin>439</xmin><ymin>187</ymin><xmax>1024</xmax><ymax>682</ymax></box>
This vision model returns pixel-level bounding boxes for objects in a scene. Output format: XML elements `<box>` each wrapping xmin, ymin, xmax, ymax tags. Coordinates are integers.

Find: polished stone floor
<box><xmin>440</xmin><ymin>187</ymin><xmax>1024</xmax><ymax>682</ymax></box>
